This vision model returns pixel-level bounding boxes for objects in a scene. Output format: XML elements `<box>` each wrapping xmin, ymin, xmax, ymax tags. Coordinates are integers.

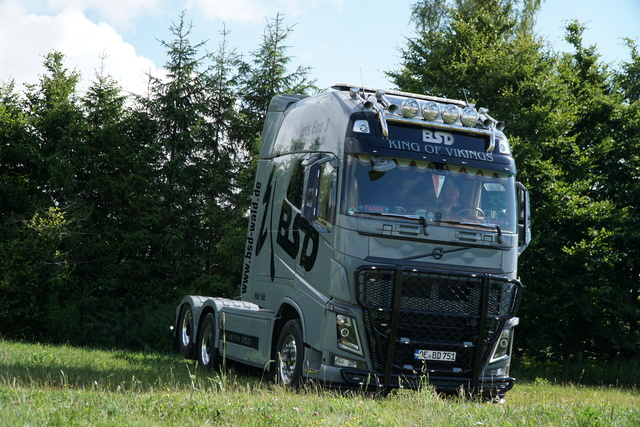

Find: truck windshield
<box><xmin>343</xmin><ymin>154</ymin><xmax>517</xmax><ymax>233</ymax></box>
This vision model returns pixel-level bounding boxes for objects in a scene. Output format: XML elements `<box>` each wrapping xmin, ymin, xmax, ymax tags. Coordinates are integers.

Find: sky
<box><xmin>1</xmin><ymin>0</ymin><xmax>639</xmax><ymax>96</ymax></box>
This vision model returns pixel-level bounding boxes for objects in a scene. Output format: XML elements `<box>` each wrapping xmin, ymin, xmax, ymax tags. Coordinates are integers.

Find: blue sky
<box><xmin>1</xmin><ymin>0</ymin><xmax>639</xmax><ymax>95</ymax></box>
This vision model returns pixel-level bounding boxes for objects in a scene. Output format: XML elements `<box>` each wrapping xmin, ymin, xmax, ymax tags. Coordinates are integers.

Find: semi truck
<box><xmin>173</xmin><ymin>84</ymin><xmax>531</xmax><ymax>399</ymax></box>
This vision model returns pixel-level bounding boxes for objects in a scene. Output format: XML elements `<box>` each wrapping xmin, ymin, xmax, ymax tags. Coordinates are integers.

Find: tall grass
<box><xmin>1</xmin><ymin>340</ymin><xmax>638</xmax><ymax>426</ymax></box>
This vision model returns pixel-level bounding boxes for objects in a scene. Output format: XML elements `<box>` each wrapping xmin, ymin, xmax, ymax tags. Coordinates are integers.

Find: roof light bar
<box><xmin>344</xmin><ymin>85</ymin><xmax>506</xmax><ymax>143</ymax></box>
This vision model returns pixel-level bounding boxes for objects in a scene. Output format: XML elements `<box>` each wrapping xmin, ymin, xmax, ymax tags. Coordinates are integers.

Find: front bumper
<box><xmin>306</xmin><ymin>364</ymin><xmax>514</xmax><ymax>397</ymax></box>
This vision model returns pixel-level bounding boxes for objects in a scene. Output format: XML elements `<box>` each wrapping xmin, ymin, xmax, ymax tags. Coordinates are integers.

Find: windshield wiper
<box><xmin>437</xmin><ymin>220</ymin><xmax>504</xmax><ymax>243</ymax></box>
<box><xmin>351</xmin><ymin>211</ymin><xmax>429</xmax><ymax>236</ymax></box>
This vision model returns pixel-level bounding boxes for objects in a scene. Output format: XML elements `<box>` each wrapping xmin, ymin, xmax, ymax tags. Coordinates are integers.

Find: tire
<box><xmin>197</xmin><ymin>313</ymin><xmax>220</xmax><ymax>370</ymax></box>
<box><xmin>274</xmin><ymin>319</ymin><xmax>304</xmax><ymax>387</ymax></box>
<box><xmin>176</xmin><ymin>304</ymin><xmax>194</xmax><ymax>359</ymax></box>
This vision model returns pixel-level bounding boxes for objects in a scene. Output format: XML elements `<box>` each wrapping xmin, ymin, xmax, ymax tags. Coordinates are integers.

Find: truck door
<box><xmin>276</xmin><ymin>154</ymin><xmax>338</xmax><ymax>275</ymax></box>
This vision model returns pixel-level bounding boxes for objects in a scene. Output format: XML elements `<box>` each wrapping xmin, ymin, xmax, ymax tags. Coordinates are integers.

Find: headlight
<box><xmin>490</xmin><ymin>328</ymin><xmax>512</xmax><ymax>362</ymax></box>
<box><xmin>422</xmin><ymin>101</ymin><xmax>440</xmax><ymax>121</ymax></box>
<box><xmin>401</xmin><ymin>98</ymin><xmax>420</xmax><ymax>118</ymax></box>
<box><xmin>442</xmin><ymin>105</ymin><xmax>460</xmax><ymax>124</ymax></box>
<box><xmin>461</xmin><ymin>107</ymin><xmax>479</xmax><ymax>127</ymax></box>
<box><xmin>336</xmin><ymin>314</ymin><xmax>363</xmax><ymax>356</ymax></box>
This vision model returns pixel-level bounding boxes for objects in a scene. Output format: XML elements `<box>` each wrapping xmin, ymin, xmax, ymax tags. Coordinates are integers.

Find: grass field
<box><xmin>1</xmin><ymin>340</ymin><xmax>638</xmax><ymax>426</ymax></box>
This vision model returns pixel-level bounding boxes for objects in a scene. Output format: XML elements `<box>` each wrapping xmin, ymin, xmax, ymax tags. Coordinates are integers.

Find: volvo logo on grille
<box><xmin>432</xmin><ymin>247</ymin><xmax>444</xmax><ymax>260</ymax></box>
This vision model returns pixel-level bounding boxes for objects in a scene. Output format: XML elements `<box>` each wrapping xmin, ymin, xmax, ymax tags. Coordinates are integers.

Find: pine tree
<box><xmin>0</xmin><ymin>52</ymin><xmax>83</xmax><ymax>341</ymax></box>
<box><xmin>139</xmin><ymin>13</ymin><xmax>238</xmax><ymax>298</ymax></box>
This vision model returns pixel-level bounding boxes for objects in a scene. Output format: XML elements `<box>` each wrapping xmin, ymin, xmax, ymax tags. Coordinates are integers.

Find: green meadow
<box><xmin>1</xmin><ymin>340</ymin><xmax>638</xmax><ymax>426</ymax></box>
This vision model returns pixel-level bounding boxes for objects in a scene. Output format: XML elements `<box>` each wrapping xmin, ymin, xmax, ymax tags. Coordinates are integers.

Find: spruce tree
<box><xmin>139</xmin><ymin>13</ymin><xmax>238</xmax><ymax>298</ymax></box>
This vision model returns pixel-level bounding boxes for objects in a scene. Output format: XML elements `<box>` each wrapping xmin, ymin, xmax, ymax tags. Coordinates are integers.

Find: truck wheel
<box><xmin>275</xmin><ymin>319</ymin><xmax>304</xmax><ymax>387</ymax></box>
<box><xmin>177</xmin><ymin>304</ymin><xmax>194</xmax><ymax>359</ymax></box>
<box><xmin>197</xmin><ymin>313</ymin><xmax>220</xmax><ymax>370</ymax></box>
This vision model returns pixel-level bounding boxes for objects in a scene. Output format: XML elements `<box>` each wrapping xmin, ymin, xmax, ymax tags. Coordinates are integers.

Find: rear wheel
<box><xmin>197</xmin><ymin>313</ymin><xmax>220</xmax><ymax>370</ymax></box>
<box><xmin>274</xmin><ymin>319</ymin><xmax>304</xmax><ymax>387</ymax></box>
<box><xmin>177</xmin><ymin>304</ymin><xmax>194</xmax><ymax>359</ymax></box>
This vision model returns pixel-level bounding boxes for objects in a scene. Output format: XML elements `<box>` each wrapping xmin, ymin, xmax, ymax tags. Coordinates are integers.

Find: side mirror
<box><xmin>516</xmin><ymin>182</ymin><xmax>531</xmax><ymax>254</ymax></box>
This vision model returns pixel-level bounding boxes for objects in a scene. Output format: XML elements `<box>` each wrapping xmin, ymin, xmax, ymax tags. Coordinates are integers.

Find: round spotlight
<box><xmin>422</xmin><ymin>101</ymin><xmax>440</xmax><ymax>121</ymax></box>
<box><xmin>461</xmin><ymin>107</ymin><xmax>479</xmax><ymax>127</ymax></box>
<box><xmin>401</xmin><ymin>98</ymin><xmax>420</xmax><ymax>118</ymax></box>
<box><xmin>442</xmin><ymin>105</ymin><xmax>460</xmax><ymax>124</ymax></box>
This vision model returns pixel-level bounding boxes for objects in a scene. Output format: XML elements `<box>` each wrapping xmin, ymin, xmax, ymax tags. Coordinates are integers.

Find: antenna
<box><xmin>463</xmin><ymin>89</ymin><xmax>470</xmax><ymax>106</ymax></box>
<box><xmin>360</xmin><ymin>68</ymin><xmax>364</xmax><ymax>91</ymax></box>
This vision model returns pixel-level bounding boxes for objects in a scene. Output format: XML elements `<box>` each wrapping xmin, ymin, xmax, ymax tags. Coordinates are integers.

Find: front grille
<box><xmin>356</xmin><ymin>266</ymin><xmax>521</xmax><ymax>383</ymax></box>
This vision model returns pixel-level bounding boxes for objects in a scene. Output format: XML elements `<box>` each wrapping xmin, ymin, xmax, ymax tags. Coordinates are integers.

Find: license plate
<box><xmin>414</xmin><ymin>349</ymin><xmax>457</xmax><ymax>361</ymax></box>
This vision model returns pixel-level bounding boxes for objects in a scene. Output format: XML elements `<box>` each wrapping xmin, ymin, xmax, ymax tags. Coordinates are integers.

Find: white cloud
<box><xmin>0</xmin><ymin>0</ymin><xmax>161</xmax><ymax>95</ymax></box>
<box><xmin>19</xmin><ymin>0</ymin><xmax>163</xmax><ymax>28</ymax></box>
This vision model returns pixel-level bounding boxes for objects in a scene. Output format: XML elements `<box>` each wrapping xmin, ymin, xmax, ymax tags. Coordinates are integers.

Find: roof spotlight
<box><xmin>442</xmin><ymin>105</ymin><xmax>460</xmax><ymax>124</ymax></box>
<box><xmin>422</xmin><ymin>101</ymin><xmax>440</xmax><ymax>121</ymax></box>
<box><xmin>401</xmin><ymin>98</ymin><xmax>420</xmax><ymax>118</ymax></box>
<box><xmin>461</xmin><ymin>107</ymin><xmax>479</xmax><ymax>127</ymax></box>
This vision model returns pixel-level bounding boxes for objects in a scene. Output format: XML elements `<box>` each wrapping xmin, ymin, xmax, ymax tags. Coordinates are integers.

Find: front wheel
<box><xmin>197</xmin><ymin>313</ymin><xmax>220</xmax><ymax>370</ymax></box>
<box><xmin>274</xmin><ymin>319</ymin><xmax>304</xmax><ymax>387</ymax></box>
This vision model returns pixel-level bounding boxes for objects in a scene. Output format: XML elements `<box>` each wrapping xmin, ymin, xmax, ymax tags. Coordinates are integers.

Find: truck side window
<box><xmin>316</xmin><ymin>161</ymin><xmax>336</xmax><ymax>229</ymax></box>
<box><xmin>287</xmin><ymin>160</ymin><xmax>305</xmax><ymax>209</ymax></box>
